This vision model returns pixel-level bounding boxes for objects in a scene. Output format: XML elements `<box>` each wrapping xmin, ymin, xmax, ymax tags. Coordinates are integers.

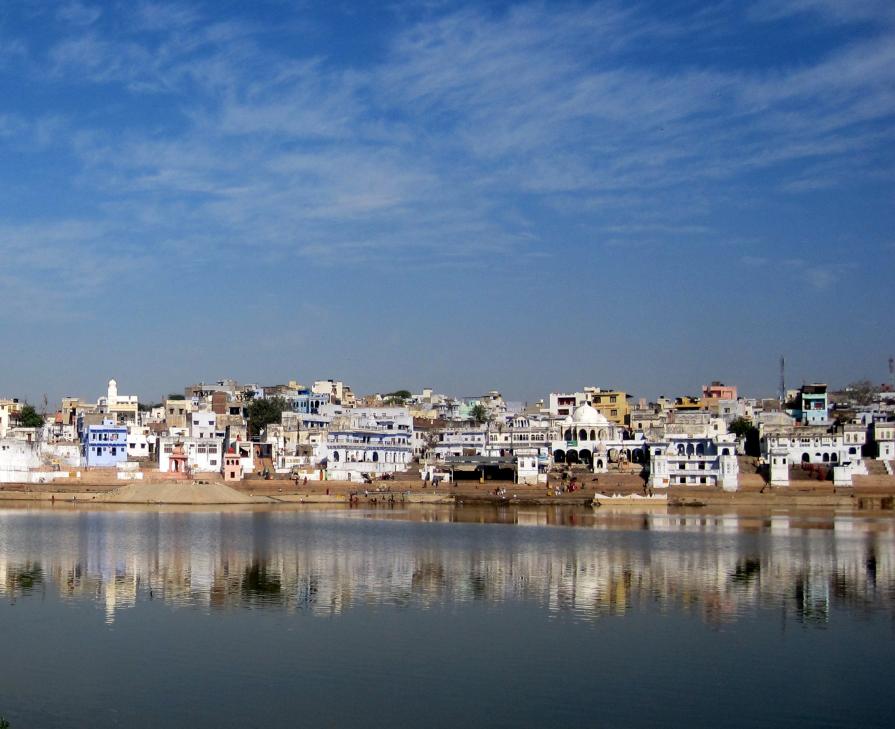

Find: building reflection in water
<box><xmin>0</xmin><ymin>506</ymin><xmax>893</xmax><ymax>627</ymax></box>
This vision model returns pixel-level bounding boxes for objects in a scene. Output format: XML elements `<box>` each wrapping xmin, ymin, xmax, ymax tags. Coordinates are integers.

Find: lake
<box><xmin>0</xmin><ymin>504</ymin><xmax>893</xmax><ymax>728</ymax></box>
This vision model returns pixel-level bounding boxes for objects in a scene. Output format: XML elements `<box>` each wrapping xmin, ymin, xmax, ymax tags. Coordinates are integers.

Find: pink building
<box><xmin>702</xmin><ymin>382</ymin><xmax>738</xmax><ymax>400</ymax></box>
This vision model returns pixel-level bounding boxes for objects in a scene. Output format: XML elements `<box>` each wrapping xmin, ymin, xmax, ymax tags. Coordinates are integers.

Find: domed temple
<box><xmin>550</xmin><ymin>404</ymin><xmax>646</xmax><ymax>472</ymax></box>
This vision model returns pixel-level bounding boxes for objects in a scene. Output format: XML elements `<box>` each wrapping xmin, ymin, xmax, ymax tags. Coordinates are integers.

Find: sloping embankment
<box><xmin>86</xmin><ymin>481</ymin><xmax>275</xmax><ymax>504</ymax></box>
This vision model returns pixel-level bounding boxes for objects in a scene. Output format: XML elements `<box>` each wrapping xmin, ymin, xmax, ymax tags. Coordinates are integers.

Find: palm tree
<box><xmin>469</xmin><ymin>403</ymin><xmax>489</xmax><ymax>424</ymax></box>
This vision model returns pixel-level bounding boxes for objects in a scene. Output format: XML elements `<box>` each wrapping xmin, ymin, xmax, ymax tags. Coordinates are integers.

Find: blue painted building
<box><xmin>293</xmin><ymin>391</ymin><xmax>330</xmax><ymax>415</ymax></box>
<box><xmin>83</xmin><ymin>419</ymin><xmax>129</xmax><ymax>468</ymax></box>
<box><xmin>787</xmin><ymin>383</ymin><xmax>830</xmax><ymax>426</ymax></box>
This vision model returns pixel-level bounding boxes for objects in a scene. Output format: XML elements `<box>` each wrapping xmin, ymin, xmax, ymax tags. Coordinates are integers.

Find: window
<box><xmin>210</xmin><ymin>460</ymin><xmax>217</xmax><ymax>466</ymax></box>
<box><xmin>611</xmin><ymin>409</ymin><xmax>618</xmax><ymax>417</ymax></box>
<box><xmin>610</xmin><ymin>396</ymin><xmax>617</xmax><ymax>404</ymax></box>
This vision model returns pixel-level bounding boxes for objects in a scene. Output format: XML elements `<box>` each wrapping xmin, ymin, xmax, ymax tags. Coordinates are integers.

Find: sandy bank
<box><xmin>0</xmin><ymin>481</ymin><xmax>457</xmax><ymax>506</ymax></box>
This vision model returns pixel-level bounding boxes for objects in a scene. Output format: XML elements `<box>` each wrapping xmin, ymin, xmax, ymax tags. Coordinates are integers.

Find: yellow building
<box><xmin>673</xmin><ymin>396</ymin><xmax>704</xmax><ymax>412</ymax></box>
<box><xmin>165</xmin><ymin>398</ymin><xmax>192</xmax><ymax>429</ymax></box>
<box><xmin>0</xmin><ymin>399</ymin><xmax>24</xmax><ymax>437</ymax></box>
<box><xmin>583</xmin><ymin>387</ymin><xmax>630</xmax><ymax>426</ymax></box>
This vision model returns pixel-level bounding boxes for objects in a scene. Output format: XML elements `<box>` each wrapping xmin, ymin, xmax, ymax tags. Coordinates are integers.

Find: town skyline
<box><xmin>2</xmin><ymin>366</ymin><xmax>891</xmax><ymax>413</ymax></box>
<box><xmin>1</xmin><ymin>1</ymin><xmax>893</xmax><ymax>402</ymax></box>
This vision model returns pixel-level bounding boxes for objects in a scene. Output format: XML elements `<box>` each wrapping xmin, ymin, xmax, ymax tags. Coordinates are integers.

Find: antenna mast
<box><xmin>779</xmin><ymin>356</ymin><xmax>785</xmax><ymax>404</ymax></box>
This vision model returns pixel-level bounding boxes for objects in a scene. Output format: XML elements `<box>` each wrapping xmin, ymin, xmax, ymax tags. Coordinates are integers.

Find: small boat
<box><xmin>592</xmin><ymin>492</ymin><xmax>668</xmax><ymax>507</ymax></box>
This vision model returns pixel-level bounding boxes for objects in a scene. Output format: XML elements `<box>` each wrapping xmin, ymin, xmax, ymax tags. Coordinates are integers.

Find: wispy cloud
<box><xmin>3</xmin><ymin>0</ymin><xmax>894</xmax><ymax>276</ymax></box>
<box><xmin>57</xmin><ymin>2</ymin><xmax>102</xmax><ymax>27</ymax></box>
<box><xmin>749</xmin><ymin>0</ymin><xmax>895</xmax><ymax>25</ymax></box>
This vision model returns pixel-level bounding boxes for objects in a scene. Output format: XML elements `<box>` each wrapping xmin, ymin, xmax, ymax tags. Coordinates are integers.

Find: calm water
<box><xmin>1</xmin><ymin>504</ymin><xmax>893</xmax><ymax>728</ymax></box>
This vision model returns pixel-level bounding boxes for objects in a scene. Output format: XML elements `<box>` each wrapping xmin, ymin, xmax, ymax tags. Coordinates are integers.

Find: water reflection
<box><xmin>0</xmin><ymin>506</ymin><xmax>893</xmax><ymax>627</ymax></box>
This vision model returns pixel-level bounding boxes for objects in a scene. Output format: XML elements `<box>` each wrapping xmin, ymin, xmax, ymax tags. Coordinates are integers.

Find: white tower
<box><xmin>769</xmin><ymin>446</ymin><xmax>789</xmax><ymax>486</ymax></box>
<box><xmin>649</xmin><ymin>446</ymin><xmax>669</xmax><ymax>489</ymax></box>
<box><xmin>719</xmin><ymin>452</ymin><xmax>739</xmax><ymax>492</ymax></box>
<box><xmin>107</xmin><ymin>378</ymin><xmax>118</xmax><ymax>405</ymax></box>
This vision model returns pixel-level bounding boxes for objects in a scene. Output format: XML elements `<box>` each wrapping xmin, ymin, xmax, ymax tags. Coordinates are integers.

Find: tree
<box><xmin>17</xmin><ymin>404</ymin><xmax>44</xmax><ymax>428</ymax></box>
<box><xmin>729</xmin><ymin>417</ymin><xmax>759</xmax><ymax>457</ymax></box>
<box><xmin>246</xmin><ymin>396</ymin><xmax>287</xmax><ymax>438</ymax></box>
<box><xmin>846</xmin><ymin>379</ymin><xmax>876</xmax><ymax>406</ymax></box>
<box><xmin>469</xmin><ymin>403</ymin><xmax>489</xmax><ymax>425</ymax></box>
<box><xmin>383</xmin><ymin>389</ymin><xmax>412</xmax><ymax>405</ymax></box>
<box><xmin>422</xmin><ymin>431</ymin><xmax>440</xmax><ymax>458</ymax></box>
<box><xmin>728</xmin><ymin>417</ymin><xmax>752</xmax><ymax>438</ymax></box>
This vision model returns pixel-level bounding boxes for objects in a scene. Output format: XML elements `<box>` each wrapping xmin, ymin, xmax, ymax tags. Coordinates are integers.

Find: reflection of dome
<box><xmin>572</xmin><ymin>404</ymin><xmax>610</xmax><ymax>426</ymax></box>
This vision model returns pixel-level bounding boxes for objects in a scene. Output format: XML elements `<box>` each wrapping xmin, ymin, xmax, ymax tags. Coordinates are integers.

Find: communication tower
<box><xmin>779</xmin><ymin>356</ymin><xmax>785</xmax><ymax>404</ymax></box>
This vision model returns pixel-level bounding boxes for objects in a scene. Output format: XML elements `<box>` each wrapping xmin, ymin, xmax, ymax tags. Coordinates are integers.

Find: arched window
<box><xmin>822</xmin><ymin>453</ymin><xmax>829</xmax><ymax>463</ymax></box>
<box><xmin>589</xmin><ymin>429</ymin><xmax>596</xmax><ymax>441</ymax></box>
<box><xmin>696</xmin><ymin>443</ymin><xmax>705</xmax><ymax>456</ymax></box>
<box><xmin>802</xmin><ymin>453</ymin><xmax>810</xmax><ymax>463</ymax></box>
<box><xmin>333</xmin><ymin>451</ymin><xmax>340</xmax><ymax>462</ymax></box>
<box><xmin>564</xmin><ymin>429</ymin><xmax>572</xmax><ymax>440</ymax></box>
<box><xmin>373</xmin><ymin>452</ymin><xmax>379</xmax><ymax>462</ymax></box>
<box><xmin>578</xmin><ymin>429</ymin><xmax>587</xmax><ymax>441</ymax></box>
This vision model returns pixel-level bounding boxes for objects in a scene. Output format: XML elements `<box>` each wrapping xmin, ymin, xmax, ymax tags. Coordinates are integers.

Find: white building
<box><xmin>760</xmin><ymin>423</ymin><xmax>868</xmax><ymax>486</ymax></box>
<box><xmin>549</xmin><ymin>404</ymin><xmax>636</xmax><ymax>471</ymax></box>
<box><xmin>126</xmin><ymin>425</ymin><xmax>154</xmax><ymax>460</ymax></box>
<box><xmin>158</xmin><ymin>437</ymin><xmax>224</xmax><ymax>474</ymax></box>
<box><xmin>761</xmin><ymin>425</ymin><xmax>866</xmax><ymax>467</ymax></box>
<box><xmin>872</xmin><ymin>421</ymin><xmax>895</xmax><ymax>461</ymax></box>
<box><xmin>326</xmin><ymin>408</ymin><xmax>413</xmax><ymax>481</ymax></box>
<box><xmin>0</xmin><ymin>439</ymin><xmax>41</xmax><ymax>482</ymax></box>
<box><xmin>648</xmin><ymin>434</ymin><xmax>739</xmax><ymax>491</ymax></box>
<box><xmin>98</xmin><ymin>379</ymin><xmax>139</xmax><ymax>424</ymax></box>
<box><xmin>431</xmin><ymin>426</ymin><xmax>487</xmax><ymax>459</ymax></box>
<box><xmin>483</xmin><ymin>415</ymin><xmax>551</xmax><ymax>458</ymax></box>
<box><xmin>189</xmin><ymin>411</ymin><xmax>220</xmax><ymax>440</ymax></box>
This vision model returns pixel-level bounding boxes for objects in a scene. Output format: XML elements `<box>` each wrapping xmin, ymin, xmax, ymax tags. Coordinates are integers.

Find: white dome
<box><xmin>572</xmin><ymin>403</ymin><xmax>610</xmax><ymax>426</ymax></box>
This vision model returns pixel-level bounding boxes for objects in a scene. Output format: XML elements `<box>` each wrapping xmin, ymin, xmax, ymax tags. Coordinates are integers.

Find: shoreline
<box><xmin>0</xmin><ymin>478</ymin><xmax>893</xmax><ymax>512</ymax></box>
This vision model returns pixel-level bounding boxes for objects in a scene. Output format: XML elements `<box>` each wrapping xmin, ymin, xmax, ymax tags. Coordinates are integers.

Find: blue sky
<box><xmin>0</xmin><ymin>0</ymin><xmax>892</xmax><ymax>405</ymax></box>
